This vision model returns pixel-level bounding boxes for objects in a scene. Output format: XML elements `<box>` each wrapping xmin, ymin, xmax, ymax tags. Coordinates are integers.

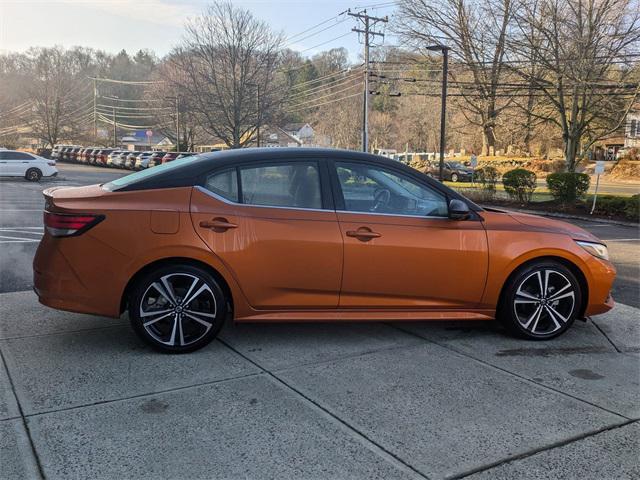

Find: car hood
<box><xmin>507</xmin><ymin>211</ymin><xmax>601</xmax><ymax>243</ymax></box>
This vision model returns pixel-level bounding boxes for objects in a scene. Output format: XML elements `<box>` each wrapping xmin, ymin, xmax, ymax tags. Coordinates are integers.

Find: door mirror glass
<box><xmin>448</xmin><ymin>199</ymin><xmax>470</xmax><ymax>220</ymax></box>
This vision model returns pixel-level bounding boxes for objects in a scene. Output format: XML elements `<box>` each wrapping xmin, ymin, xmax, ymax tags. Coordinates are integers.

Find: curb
<box><xmin>483</xmin><ymin>206</ymin><xmax>638</xmax><ymax>228</ymax></box>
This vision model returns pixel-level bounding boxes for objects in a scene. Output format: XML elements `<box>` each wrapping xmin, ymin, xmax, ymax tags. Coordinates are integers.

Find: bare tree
<box><xmin>18</xmin><ymin>47</ymin><xmax>94</xmax><ymax>147</ymax></box>
<box><xmin>396</xmin><ymin>0</ymin><xmax>515</xmax><ymax>155</ymax></box>
<box><xmin>171</xmin><ymin>1</ymin><xmax>284</xmax><ymax>148</ymax></box>
<box><xmin>511</xmin><ymin>0</ymin><xmax>640</xmax><ymax>170</ymax></box>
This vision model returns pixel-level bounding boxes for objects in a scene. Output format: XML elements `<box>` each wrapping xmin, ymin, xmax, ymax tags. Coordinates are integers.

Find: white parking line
<box><xmin>0</xmin><ymin>235</ymin><xmax>41</xmax><ymax>242</ymax></box>
<box><xmin>0</xmin><ymin>229</ymin><xmax>43</xmax><ymax>235</ymax></box>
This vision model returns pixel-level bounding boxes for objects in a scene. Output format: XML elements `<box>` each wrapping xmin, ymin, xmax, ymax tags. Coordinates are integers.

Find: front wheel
<box><xmin>129</xmin><ymin>264</ymin><xmax>227</xmax><ymax>353</ymax></box>
<box><xmin>498</xmin><ymin>261</ymin><xmax>581</xmax><ymax>340</ymax></box>
<box><xmin>25</xmin><ymin>168</ymin><xmax>42</xmax><ymax>182</ymax></box>
<box><xmin>450</xmin><ymin>173</ymin><xmax>459</xmax><ymax>182</ymax></box>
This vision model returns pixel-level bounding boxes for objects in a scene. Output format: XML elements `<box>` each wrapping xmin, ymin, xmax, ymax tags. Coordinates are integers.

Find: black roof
<box><xmin>112</xmin><ymin>147</ymin><xmax>481</xmax><ymax>211</ymax></box>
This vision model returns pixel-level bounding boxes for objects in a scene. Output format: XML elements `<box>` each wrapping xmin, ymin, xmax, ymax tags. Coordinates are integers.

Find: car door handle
<box><xmin>346</xmin><ymin>228</ymin><xmax>381</xmax><ymax>241</ymax></box>
<box><xmin>199</xmin><ymin>218</ymin><xmax>238</xmax><ymax>231</ymax></box>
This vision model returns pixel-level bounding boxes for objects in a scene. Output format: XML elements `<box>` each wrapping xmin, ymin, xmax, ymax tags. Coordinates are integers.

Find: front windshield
<box><xmin>103</xmin><ymin>154</ymin><xmax>200</xmax><ymax>190</ymax></box>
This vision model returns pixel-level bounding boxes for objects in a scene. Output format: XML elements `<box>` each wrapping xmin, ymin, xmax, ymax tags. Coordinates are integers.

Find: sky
<box><xmin>0</xmin><ymin>0</ymin><xmax>398</xmax><ymax>61</ymax></box>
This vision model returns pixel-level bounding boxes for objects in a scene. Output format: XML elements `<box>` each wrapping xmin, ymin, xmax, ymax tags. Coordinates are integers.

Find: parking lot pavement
<box><xmin>0</xmin><ymin>292</ymin><xmax>638</xmax><ymax>479</ymax></box>
<box><xmin>0</xmin><ymin>163</ymin><xmax>639</xmax><ymax>479</ymax></box>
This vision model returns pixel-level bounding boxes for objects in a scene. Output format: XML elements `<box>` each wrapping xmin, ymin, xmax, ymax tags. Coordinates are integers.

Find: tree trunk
<box><xmin>564</xmin><ymin>131</ymin><xmax>580</xmax><ymax>172</ymax></box>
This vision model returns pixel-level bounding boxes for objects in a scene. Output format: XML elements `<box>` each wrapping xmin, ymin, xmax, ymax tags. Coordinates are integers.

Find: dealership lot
<box><xmin>1</xmin><ymin>164</ymin><xmax>639</xmax><ymax>479</ymax></box>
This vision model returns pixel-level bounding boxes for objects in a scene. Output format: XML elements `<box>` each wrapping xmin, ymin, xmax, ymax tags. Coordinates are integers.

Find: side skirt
<box><xmin>235</xmin><ymin>309</ymin><xmax>495</xmax><ymax>323</ymax></box>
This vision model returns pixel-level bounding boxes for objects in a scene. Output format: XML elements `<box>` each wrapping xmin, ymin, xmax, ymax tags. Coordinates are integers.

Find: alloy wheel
<box><xmin>139</xmin><ymin>273</ymin><xmax>217</xmax><ymax>347</ymax></box>
<box><xmin>513</xmin><ymin>269</ymin><xmax>576</xmax><ymax>336</ymax></box>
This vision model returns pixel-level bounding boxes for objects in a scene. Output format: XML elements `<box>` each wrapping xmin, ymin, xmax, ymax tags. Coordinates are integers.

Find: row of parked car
<box><xmin>51</xmin><ymin>145</ymin><xmax>194</xmax><ymax>170</ymax></box>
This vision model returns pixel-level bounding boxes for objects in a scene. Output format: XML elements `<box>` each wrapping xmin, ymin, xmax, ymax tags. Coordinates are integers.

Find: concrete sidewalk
<box><xmin>1</xmin><ymin>291</ymin><xmax>638</xmax><ymax>479</ymax></box>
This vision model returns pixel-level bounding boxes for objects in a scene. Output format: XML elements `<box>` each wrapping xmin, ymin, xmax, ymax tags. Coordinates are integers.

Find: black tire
<box><xmin>129</xmin><ymin>264</ymin><xmax>227</xmax><ymax>353</ymax></box>
<box><xmin>25</xmin><ymin>168</ymin><xmax>42</xmax><ymax>182</ymax></box>
<box><xmin>498</xmin><ymin>260</ymin><xmax>581</xmax><ymax>340</ymax></box>
<box><xmin>450</xmin><ymin>172</ymin><xmax>459</xmax><ymax>182</ymax></box>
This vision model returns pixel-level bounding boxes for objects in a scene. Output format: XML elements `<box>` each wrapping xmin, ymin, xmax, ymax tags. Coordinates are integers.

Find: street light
<box><xmin>426</xmin><ymin>45</ymin><xmax>449</xmax><ymax>182</ymax></box>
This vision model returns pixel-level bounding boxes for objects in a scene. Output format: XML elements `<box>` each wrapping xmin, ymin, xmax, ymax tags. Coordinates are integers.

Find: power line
<box><xmin>286</xmin><ymin>91</ymin><xmax>362</xmax><ymax>112</ymax></box>
<box><xmin>297</xmin><ymin>31</ymin><xmax>354</xmax><ymax>54</ymax></box>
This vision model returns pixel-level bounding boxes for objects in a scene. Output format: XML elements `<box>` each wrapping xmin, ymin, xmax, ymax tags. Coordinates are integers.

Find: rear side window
<box><xmin>205</xmin><ymin>169</ymin><xmax>238</xmax><ymax>202</ymax></box>
<box><xmin>239</xmin><ymin>162</ymin><xmax>321</xmax><ymax>209</ymax></box>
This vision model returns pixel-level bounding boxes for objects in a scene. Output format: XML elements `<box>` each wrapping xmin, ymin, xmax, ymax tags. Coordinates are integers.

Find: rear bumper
<box><xmin>33</xmin><ymin>236</ymin><xmax>121</xmax><ymax>318</ymax></box>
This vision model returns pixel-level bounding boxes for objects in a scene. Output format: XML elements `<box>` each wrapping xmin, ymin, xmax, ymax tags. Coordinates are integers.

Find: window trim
<box><xmin>329</xmin><ymin>159</ymin><xmax>451</xmax><ymax>219</ymax></box>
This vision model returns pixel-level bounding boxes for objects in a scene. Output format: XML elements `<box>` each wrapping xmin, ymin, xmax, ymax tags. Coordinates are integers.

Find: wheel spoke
<box><xmin>549</xmin><ymin>291</ymin><xmax>575</xmax><ymax>303</ymax></box>
<box><xmin>182</xmin><ymin>277</ymin><xmax>200</xmax><ymax>305</ymax></box>
<box><xmin>178</xmin><ymin>316</ymin><xmax>185</xmax><ymax>346</ymax></box>
<box><xmin>140</xmin><ymin>308</ymin><xmax>173</xmax><ymax>318</ymax></box>
<box><xmin>547</xmin><ymin>304</ymin><xmax>569</xmax><ymax>324</ymax></box>
<box><xmin>543</xmin><ymin>270</ymin><xmax>551</xmax><ymax>297</ymax></box>
<box><xmin>184</xmin><ymin>312</ymin><xmax>213</xmax><ymax>329</ymax></box>
<box><xmin>160</xmin><ymin>276</ymin><xmax>178</xmax><ymax>303</ymax></box>
<box><xmin>536</xmin><ymin>271</ymin><xmax>544</xmax><ymax>297</ymax></box>
<box><xmin>547</xmin><ymin>283</ymin><xmax>572</xmax><ymax>300</ymax></box>
<box><xmin>516</xmin><ymin>289</ymin><xmax>538</xmax><ymax>301</ymax></box>
<box><xmin>522</xmin><ymin>305</ymin><xmax>542</xmax><ymax>329</ymax></box>
<box><xmin>183</xmin><ymin>283</ymin><xmax>211</xmax><ymax>306</ymax></box>
<box><xmin>514</xmin><ymin>299</ymin><xmax>539</xmax><ymax>304</ymax></box>
<box><xmin>151</xmin><ymin>282</ymin><xmax>174</xmax><ymax>304</ymax></box>
<box><xmin>544</xmin><ymin>306</ymin><xmax>562</xmax><ymax>331</ymax></box>
<box><xmin>167</xmin><ymin>316</ymin><xmax>178</xmax><ymax>345</ymax></box>
<box><xmin>530</xmin><ymin>306</ymin><xmax>544</xmax><ymax>333</ymax></box>
<box><xmin>143</xmin><ymin>311</ymin><xmax>174</xmax><ymax>327</ymax></box>
<box><xmin>183</xmin><ymin>308</ymin><xmax>216</xmax><ymax>318</ymax></box>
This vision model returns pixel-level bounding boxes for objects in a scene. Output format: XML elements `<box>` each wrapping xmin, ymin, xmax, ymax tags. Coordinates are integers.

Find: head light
<box><xmin>576</xmin><ymin>241</ymin><xmax>609</xmax><ymax>261</ymax></box>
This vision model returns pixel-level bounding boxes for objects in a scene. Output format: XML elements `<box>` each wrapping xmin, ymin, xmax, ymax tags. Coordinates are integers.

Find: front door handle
<box><xmin>199</xmin><ymin>217</ymin><xmax>238</xmax><ymax>231</ymax></box>
<box><xmin>346</xmin><ymin>228</ymin><xmax>381</xmax><ymax>241</ymax></box>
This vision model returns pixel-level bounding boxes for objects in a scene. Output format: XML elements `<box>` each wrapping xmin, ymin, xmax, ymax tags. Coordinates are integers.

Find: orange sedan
<box><xmin>33</xmin><ymin>148</ymin><xmax>616</xmax><ymax>353</ymax></box>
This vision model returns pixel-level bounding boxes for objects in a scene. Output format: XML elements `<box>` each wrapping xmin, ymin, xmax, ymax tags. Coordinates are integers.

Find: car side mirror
<box><xmin>448</xmin><ymin>199</ymin><xmax>470</xmax><ymax>220</ymax></box>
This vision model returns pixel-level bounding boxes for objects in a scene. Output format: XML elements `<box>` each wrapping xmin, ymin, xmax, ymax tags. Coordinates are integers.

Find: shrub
<box><xmin>474</xmin><ymin>166</ymin><xmax>499</xmax><ymax>201</ymax></box>
<box><xmin>502</xmin><ymin>168</ymin><xmax>537</xmax><ymax>204</ymax></box>
<box><xmin>546</xmin><ymin>172</ymin><xmax>590</xmax><ymax>204</ymax></box>
<box><xmin>591</xmin><ymin>194</ymin><xmax>640</xmax><ymax>221</ymax></box>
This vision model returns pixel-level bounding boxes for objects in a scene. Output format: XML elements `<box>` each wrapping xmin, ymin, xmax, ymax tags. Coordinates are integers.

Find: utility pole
<box><xmin>349</xmin><ymin>9</ymin><xmax>387</xmax><ymax>153</ymax></box>
<box><xmin>93</xmin><ymin>78</ymin><xmax>97</xmax><ymax>139</ymax></box>
<box><xmin>426</xmin><ymin>45</ymin><xmax>449</xmax><ymax>182</ymax></box>
<box><xmin>175</xmin><ymin>96</ymin><xmax>180</xmax><ymax>152</ymax></box>
<box><xmin>112</xmin><ymin>106</ymin><xmax>117</xmax><ymax>148</ymax></box>
<box><xmin>256</xmin><ymin>85</ymin><xmax>261</xmax><ymax>148</ymax></box>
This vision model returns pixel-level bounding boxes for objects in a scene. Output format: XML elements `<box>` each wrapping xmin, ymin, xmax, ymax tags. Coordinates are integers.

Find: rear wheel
<box><xmin>129</xmin><ymin>264</ymin><xmax>227</xmax><ymax>353</ymax></box>
<box><xmin>25</xmin><ymin>168</ymin><xmax>42</xmax><ymax>182</ymax></box>
<box><xmin>498</xmin><ymin>261</ymin><xmax>581</xmax><ymax>340</ymax></box>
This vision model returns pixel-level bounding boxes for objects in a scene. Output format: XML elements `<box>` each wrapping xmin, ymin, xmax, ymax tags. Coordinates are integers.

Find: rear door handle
<box><xmin>346</xmin><ymin>228</ymin><xmax>381</xmax><ymax>241</ymax></box>
<box><xmin>199</xmin><ymin>218</ymin><xmax>238</xmax><ymax>231</ymax></box>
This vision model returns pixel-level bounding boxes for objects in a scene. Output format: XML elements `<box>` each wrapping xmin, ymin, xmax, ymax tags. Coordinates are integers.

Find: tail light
<box><xmin>44</xmin><ymin>211</ymin><xmax>104</xmax><ymax>237</ymax></box>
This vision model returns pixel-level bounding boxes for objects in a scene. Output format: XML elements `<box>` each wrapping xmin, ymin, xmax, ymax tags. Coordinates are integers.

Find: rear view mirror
<box><xmin>448</xmin><ymin>199</ymin><xmax>470</xmax><ymax>220</ymax></box>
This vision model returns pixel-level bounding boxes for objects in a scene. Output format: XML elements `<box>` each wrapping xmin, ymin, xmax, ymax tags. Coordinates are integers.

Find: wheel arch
<box><xmin>119</xmin><ymin>257</ymin><xmax>234</xmax><ymax>316</ymax></box>
<box><xmin>497</xmin><ymin>255</ymin><xmax>589</xmax><ymax>319</ymax></box>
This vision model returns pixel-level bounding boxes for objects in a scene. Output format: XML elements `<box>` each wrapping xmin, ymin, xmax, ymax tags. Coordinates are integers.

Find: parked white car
<box><xmin>0</xmin><ymin>150</ymin><xmax>58</xmax><ymax>181</ymax></box>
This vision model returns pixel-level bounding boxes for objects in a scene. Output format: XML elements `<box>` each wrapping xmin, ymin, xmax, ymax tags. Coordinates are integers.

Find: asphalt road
<box><xmin>0</xmin><ymin>163</ymin><xmax>638</xmax><ymax>307</ymax></box>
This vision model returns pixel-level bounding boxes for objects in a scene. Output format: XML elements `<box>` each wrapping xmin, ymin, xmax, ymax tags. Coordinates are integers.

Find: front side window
<box><xmin>335</xmin><ymin>162</ymin><xmax>448</xmax><ymax>217</ymax></box>
<box><xmin>205</xmin><ymin>169</ymin><xmax>238</xmax><ymax>202</ymax></box>
<box><xmin>239</xmin><ymin>162</ymin><xmax>322</xmax><ymax>209</ymax></box>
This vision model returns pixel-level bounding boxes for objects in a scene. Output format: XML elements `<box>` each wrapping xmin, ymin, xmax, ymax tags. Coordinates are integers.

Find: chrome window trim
<box><xmin>336</xmin><ymin>209</ymin><xmax>449</xmax><ymax>220</ymax></box>
<box><xmin>194</xmin><ymin>185</ymin><xmax>330</xmax><ymax>213</ymax></box>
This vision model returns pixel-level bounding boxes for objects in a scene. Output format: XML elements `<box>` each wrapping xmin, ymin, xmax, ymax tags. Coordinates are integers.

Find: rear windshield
<box><xmin>103</xmin><ymin>155</ymin><xmax>200</xmax><ymax>191</ymax></box>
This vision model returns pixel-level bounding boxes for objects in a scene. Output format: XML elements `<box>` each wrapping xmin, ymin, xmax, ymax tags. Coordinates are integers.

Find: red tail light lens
<box><xmin>44</xmin><ymin>211</ymin><xmax>104</xmax><ymax>237</ymax></box>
